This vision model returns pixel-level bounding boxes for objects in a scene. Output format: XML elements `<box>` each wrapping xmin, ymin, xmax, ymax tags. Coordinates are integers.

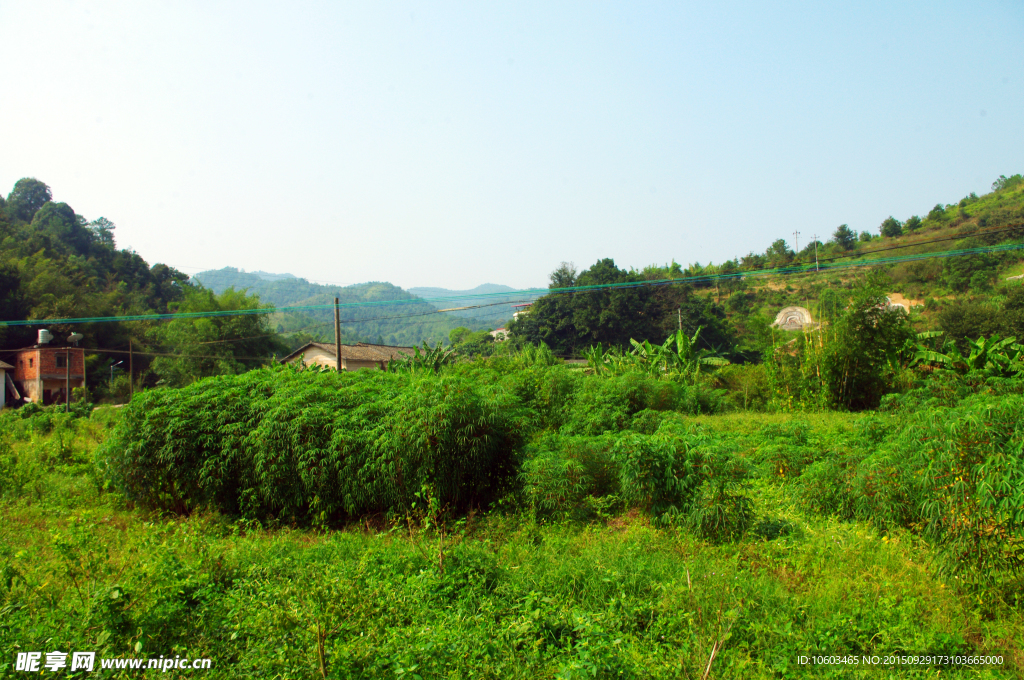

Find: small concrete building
<box><xmin>0</xmin><ymin>359</ymin><xmax>13</xmax><ymax>409</ymax></box>
<box><xmin>280</xmin><ymin>342</ymin><xmax>415</xmax><ymax>371</ymax></box>
<box><xmin>9</xmin><ymin>345</ymin><xmax>86</xmax><ymax>405</ymax></box>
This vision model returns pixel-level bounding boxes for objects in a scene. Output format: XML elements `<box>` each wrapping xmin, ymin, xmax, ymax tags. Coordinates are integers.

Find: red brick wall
<box><xmin>12</xmin><ymin>347</ymin><xmax>85</xmax><ymax>381</ymax></box>
<box><xmin>12</xmin><ymin>349</ymin><xmax>39</xmax><ymax>381</ymax></box>
<box><xmin>38</xmin><ymin>347</ymin><xmax>85</xmax><ymax>375</ymax></box>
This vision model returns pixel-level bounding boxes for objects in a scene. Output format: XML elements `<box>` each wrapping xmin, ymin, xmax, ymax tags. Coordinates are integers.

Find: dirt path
<box><xmin>887</xmin><ymin>292</ymin><xmax>924</xmax><ymax>311</ymax></box>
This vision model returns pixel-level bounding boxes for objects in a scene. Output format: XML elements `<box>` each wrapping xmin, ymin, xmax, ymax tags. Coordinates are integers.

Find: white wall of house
<box><xmin>295</xmin><ymin>346</ymin><xmax>339</xmax><ymax>369</ymax></box>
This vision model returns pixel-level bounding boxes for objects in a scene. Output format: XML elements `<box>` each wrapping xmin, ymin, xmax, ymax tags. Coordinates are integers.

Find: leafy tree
<box><xmin>904</xmin><ymin>215</ymin><xmax>922</xmax><ymax>232</ymax></box>
<box><xmin>549</xmin><ymin>261</ymin><xmax>577</xmax><ymax>289</ymax></box>
<box><xmin>149</xmin><ymin>287</ymin><xmax>287</xmax><ymax>387</ymax></box>
<box><xmin>89</xmin><ymin>217</ymin><xmax>116</xmax><ymax>249</ymax></box>
<box><xmin>832</xmin><ymin>224</ymin><xmax>856</xmax><ymax>250</ymax></box>
<box><xmin>765</xmin><ymin>239</ymin><xmax>793</xmax><ymax>267</ymax></box>
<box><xmin>1003</xmin><ymin>285</ymin><xmax>1024</xmax><ymax>339</ymax></box>
<box><xmin>927</xmin><ymin>204</ymin><xmax>946</xmax><ymax>221</ymax></box>
<box><xmin>859</xmin><ymin>230</ymin><xmax>872</xmax><ymax>242</ymax></box>
<box><xmin>938</xmin><ymin>300</ymin><xmax>1005</xmax><ymax>348</ymax></box>
<box><xmin>821</xmin><ymin>287</ymin><xmax>914</xmax><ymax>410</ymax></box>
<box><xmin>942</xmin><ymin>240</ymin><xmax>999</xmax><ymax>292</ymax></box>
<box><xmin>6</xmin><ymin>178</ymin><xmax>52</xmax><ymax>222</ymax></box>
<box><xmin>30</xmin><ymin>202</ymin><xmax>92</xmax><ymax>255</ymax></box>
<box><xmin>879</xmin><ymin>216</ymin><xmax>903</xmax><ymax>238</ymax></box>
<box><xmin>510</xmin><ymin>259</ymin><xmax>658</xmax><ymax>354</ymax></box>
<box><xmin>449</xmin><ymin>326</ymin><xmax>472</xmax><ymax>345</ymax></box>
<box><xmin>992</xmin><ymin>174</ymin><xmax>1023</xmax><ymax>192</ymax></box>
<box><xmin>511</xmin><ymin>258</ymin><xmax>738</xmax><ymax>359</ymax></box>
<box><xmin>740</xmin><ymin>252</ymin><xmax>765</xmax><ymax>270</ymax></box>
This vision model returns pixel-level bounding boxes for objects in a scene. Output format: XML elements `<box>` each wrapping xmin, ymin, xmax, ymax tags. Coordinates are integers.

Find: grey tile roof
<box><xmin>280</xmin><ymin>342</ymin><xmax>416</xmax><ymax>364</ymax></box>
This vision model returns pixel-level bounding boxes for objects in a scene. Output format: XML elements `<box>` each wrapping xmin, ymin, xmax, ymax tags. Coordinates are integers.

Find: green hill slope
<box><xmin>193</xmin><ymin>268</ymin><xmax>501</xmax><ymax>347</ymax></box>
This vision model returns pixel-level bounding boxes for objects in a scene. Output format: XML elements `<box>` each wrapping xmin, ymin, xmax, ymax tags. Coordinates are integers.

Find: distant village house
<box><xmin>6</xmin><ymin>344</ymin><xmax>86</xmax><ymax>406</ymax></box>
<box><xmin>279</xmin><ymin>342</ymin><xmax>416</xmax><ymax>371</ymax></box>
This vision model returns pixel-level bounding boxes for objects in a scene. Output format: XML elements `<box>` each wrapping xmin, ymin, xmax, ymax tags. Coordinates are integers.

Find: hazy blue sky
<box><xmin>1</xmin><ymin>1</ymin><xmax>1021</xmax><ymax>290</ymax></box>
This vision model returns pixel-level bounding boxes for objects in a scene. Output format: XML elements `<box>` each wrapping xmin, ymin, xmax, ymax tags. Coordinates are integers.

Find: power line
<box><xmin>3</xmin><ymin>226</ymin><xmax>1023</xmax><ymax>328</ymax></box>
<box><xmin>157</xmin><ymin>300</ymin><xmax>529</xmax><ymax>348</ymax></box>
<box><xmin>83</xmin><ymin>348</ymin><xmax>277</xmax><ymax>362</ymax></box>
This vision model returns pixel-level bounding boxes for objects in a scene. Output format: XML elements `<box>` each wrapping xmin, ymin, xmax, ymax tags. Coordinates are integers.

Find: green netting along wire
<box><xmin>2</xmin><ymin>241</ymin><xmax>1022</xmax><ymax>327</ymax></box>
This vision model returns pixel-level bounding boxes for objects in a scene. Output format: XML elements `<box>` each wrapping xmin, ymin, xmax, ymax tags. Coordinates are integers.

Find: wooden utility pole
<box><xmin>334</xmin><ymin>297</ymin><xmax>342</xmax><ymax>372</ymax></box>
<box><xmin>678</xmin><ymin>308</ymin><xmax>682</xmax><ymax>331</ymax></box>
<box><xmin>129</xmin><ymin>338</ymin><xmax>134</xmax><ymax>400</ymax></box>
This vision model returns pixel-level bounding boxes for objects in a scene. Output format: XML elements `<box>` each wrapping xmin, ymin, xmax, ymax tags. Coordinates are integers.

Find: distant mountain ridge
<box><xmin>408</xmin><ymin>284</ymin><xmax>519</xmax><ymax>298</ymax></box>
<box><xmin>191</xmin><ymin>267</ymin><xmax>504</xmax><ymax>346</ymax></box>
<box><xmin>408</xmin><ymin>284</ymin><xmax>543</xmax><ymax>326</ymax></box>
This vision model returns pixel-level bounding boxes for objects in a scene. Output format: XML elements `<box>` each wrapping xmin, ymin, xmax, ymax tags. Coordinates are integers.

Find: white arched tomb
<box><xmin>772</xmin><ymin>306</ymin><xmax>815</xmax><ymax>331</ymax></box>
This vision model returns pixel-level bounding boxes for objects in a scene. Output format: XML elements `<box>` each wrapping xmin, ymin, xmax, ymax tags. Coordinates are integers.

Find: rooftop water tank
<box><xmin>37</xmin><ymin>329</ymin><xmax>53</xmax><ymax>345</ymax></box>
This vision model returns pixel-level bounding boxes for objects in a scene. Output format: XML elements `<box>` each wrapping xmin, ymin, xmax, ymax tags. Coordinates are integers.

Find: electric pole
<box><xmin>812</xmin><ymin>233</ymin><xmax>820</xmax><ymax>271</ymax></box>
<box><xmin>334</xmin><ymin>297</ymin><xmax>342</xmax><ymax>372</ymax></box>
<box><xmin>793</xmin><ymin>230</ymin><xmax>801</xmax><ymax>255</ymax></box>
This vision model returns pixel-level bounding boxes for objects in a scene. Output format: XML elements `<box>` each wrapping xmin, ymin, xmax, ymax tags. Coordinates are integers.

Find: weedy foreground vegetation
<box><xmin>2</xmin><ymin>336</ymin><xmax>1024</xmax><ymax>679</ymax></box>
<box><xmin>3</xmin><ymin>174</ymin><xmax>1024</xmax><ymax>679</ymax></box>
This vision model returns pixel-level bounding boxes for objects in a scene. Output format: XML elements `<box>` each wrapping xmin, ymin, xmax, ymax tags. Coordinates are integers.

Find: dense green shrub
<box><xmin>787</xmin><ymin>393</ymin><xmax>1024</xmax><ymax>588</ymax></box>
<box><xmin>521</xmin><ymin>435</ymin><xmax>619</xmax><ymax>519</ymax></box>
<box><xmin>100</xmin><ymin>365</ymin><xmax>523</xmax><ymax>521</ymax></box>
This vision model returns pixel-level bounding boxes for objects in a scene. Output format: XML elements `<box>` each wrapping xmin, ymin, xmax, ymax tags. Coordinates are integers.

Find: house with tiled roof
<box><xmin>4</xmin><ymin>344</ymin><xmax>86</xmax><ymax>406</ymax></box>
<box><xmin>279</xmin><ymin>342</ymin><xmax>416</xmax><ymax>371</ymax></box>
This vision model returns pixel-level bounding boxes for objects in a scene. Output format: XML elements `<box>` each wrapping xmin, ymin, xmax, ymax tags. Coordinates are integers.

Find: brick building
<box><xmin>9</xmin><ymin>345</ymin><xmax>86</xmax><ymax>406</ymax></box>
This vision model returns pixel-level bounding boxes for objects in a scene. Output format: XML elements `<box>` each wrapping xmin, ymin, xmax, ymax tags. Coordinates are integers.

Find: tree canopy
<box><xmin>508</xmin><ymin>258</ymin><xmax>737</xmax><ymax>357</ymax></box>
<box><xmin>0</xmin><ymin>177</ymin><xmax>279</xmax><ymax>398</ymax></box>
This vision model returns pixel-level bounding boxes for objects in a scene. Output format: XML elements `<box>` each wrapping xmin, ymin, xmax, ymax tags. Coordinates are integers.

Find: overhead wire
<box><xmin>2</xmin><ymin>224</ymin><xmax>1023</xmax><ymax>329</ymax></box>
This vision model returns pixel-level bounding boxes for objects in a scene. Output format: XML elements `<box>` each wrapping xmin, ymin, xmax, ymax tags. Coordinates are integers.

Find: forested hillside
<box><xmin>0</xmin><ymin>178</ymin><xmax>284</xmax><ymax>397</ymax></box>
<box><xmin>509</xmin><ymin>173</ymin><xmax>1024</xmax><ymax>361</ymax></box>
<box><xmin>193</xmin><ymin>267</ymin><xmax>506</xmax><ymax>348</ymax></box>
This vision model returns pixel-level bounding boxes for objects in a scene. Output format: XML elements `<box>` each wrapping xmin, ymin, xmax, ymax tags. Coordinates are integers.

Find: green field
<box><xmin>2</xmin><ymin>356</ymin><xmax>1022</xmax><ymax>679</ymax></box>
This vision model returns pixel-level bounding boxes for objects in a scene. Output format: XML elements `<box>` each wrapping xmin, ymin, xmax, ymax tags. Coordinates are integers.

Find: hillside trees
<box><xmin>510</xmin><ymin>258</ymin><xmax>737</xmax><ymax>357</ymax></box>
<box><xmin>822</xmin><ymin>288</ymin><xmax>914</xmax><ymax>409</ymax></box>
<box><xmin>6</xmin><ymin>178</ymin><xmax>52</xmax><ymax>222</ymax></box>
<box><xmin>765</xmin><ymin>239</ymin><xmax>794</xmax><ymax>267</ymax></box>
<box><xmin>832</xmin><ymin>224</ymin><xmax>856</xmax><ymax>250</ymax></box>
<box><xmin>149</xmin><ymin>286</ymin><xmax>288</xmax><ymax>387</ymax></box>
<box><xmin>880</xmin><ymin>216</ymin><xmax>903</xmax><ymax>238</ymax></box>
<box><xmin>0</xmin><ymin>177</ymin><xmax>281</xmax><ymax>393</ymax></box>
<box><xmin>993</xmin><ymin>174</ymin><xmax>1023</xmax><ymax>191</ymax></box>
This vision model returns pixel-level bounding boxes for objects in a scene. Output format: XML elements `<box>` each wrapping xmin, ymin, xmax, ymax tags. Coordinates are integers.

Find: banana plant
<box><xmin>583</xmin><ymin>344</ymin><xmax>611</xmax><ymax>375</ymax></box>
<box><xmin>913</xmin><ymin>332</ymin><xmax>1023</xmax><ymax>377</ymax></box>
<box><xmin>388</xmin><ymin>341</ymin><xmax>458</xmax><ymax>374</ymax></box>
<box><xmin>624</xmin><ymin>327</ymin><xmax>730</xmax><ymax>381</ymax></box>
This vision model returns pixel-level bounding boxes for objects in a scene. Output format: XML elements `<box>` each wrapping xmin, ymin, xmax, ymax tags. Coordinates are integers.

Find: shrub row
<box><xmin>99</xmin><ymin>365</ymin><xmax>523</xmax><ymax>521</ymax></box>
